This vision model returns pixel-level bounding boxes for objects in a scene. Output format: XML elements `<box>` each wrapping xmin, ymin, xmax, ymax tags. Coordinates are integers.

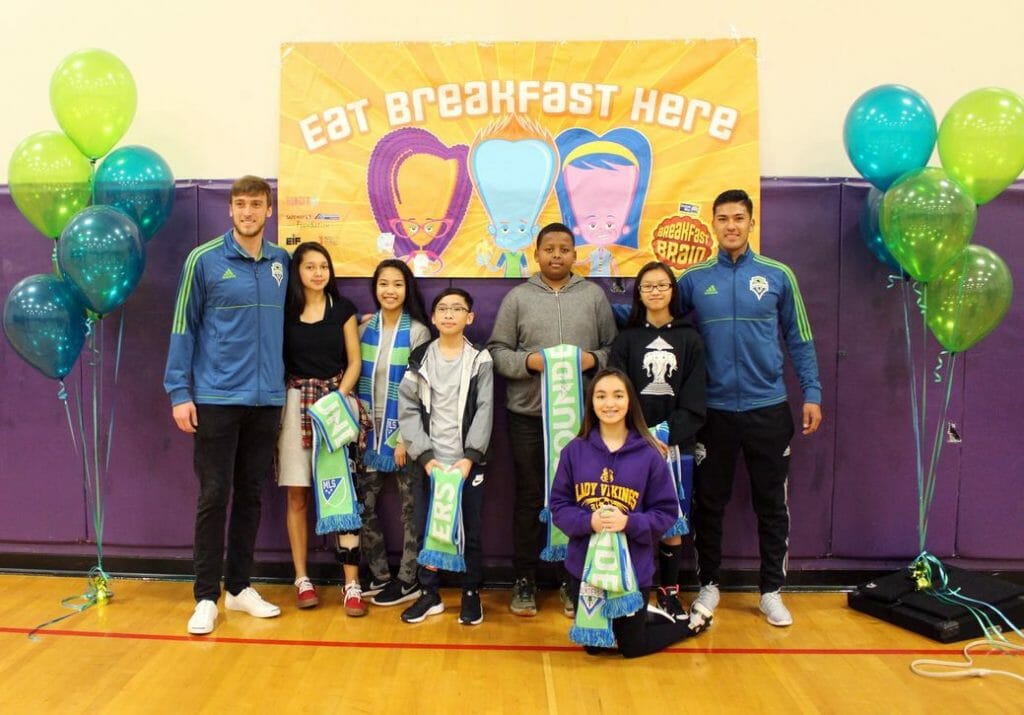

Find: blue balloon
<box><xmin>859</xmin><ymin>188</ymin><xmax>904</xmax><ymax>272</ymax></box>
<box><xmin>3</xmin><ymin>274</ymin><xmax>88</xmax><ymax>379</ymax></box>
<box><xmin>58</xmin><ymin>205</ymin><xmax>146</xmax><ymax>315</ymax></box>
<box><xmin>844</xmin><ymin>85</ymin><xmax>937</xmax><ymax>190</ymax></box>
<box><xmin>94</xmin><ymin>145</ymin><xmax>174</xmax><ymax>242</ymax></box>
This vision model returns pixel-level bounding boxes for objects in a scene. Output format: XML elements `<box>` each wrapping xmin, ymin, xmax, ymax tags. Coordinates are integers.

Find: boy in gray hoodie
<box><xmin>486</xmin><ymin>222</ymin><xmax>618</xmax><ymax>616</ymax></box>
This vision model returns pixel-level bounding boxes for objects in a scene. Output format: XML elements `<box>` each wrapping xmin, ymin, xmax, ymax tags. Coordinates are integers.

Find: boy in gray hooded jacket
<box><xmin>486</xmin><ymin>222</ymin><xmax>618</xmax><ymax>616</ymax></box>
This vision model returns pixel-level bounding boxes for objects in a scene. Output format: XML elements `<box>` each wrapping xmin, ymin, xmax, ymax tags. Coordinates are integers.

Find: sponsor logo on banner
<box><xmin>651</xmin><ymin>214</ymin><xmax>713</xmax><ymax>270</ymax></box>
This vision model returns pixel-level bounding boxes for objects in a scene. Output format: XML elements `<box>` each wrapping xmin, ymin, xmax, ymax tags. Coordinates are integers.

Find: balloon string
<box><xmin>104</xmin><ymin>309</ymin><xmax>126</xmax><ymax>471</ymax></box>
<box><xmin>909</xmin><ymin>552</ymin><xmax>1024</xmax><ymax>683</ymax></box>
<box><xmin>900</xmin><ymin>281</ymin><xmax>926</xmax><ymax>551</ymax></box>
<box><xmin>27</xmin><ymin>566</ymin><xmax>113</xmax><ymax>640</ymax></box>
<box><xmin>918</xmin><ymin>283</ymin><xmax>928</xmax><ymax>485</ymax></box>
<box><xmin>920</xmin><ymin>353</ymin><xmax>958</xmax><ymax>547</ymax></box>
<box><xmin>58</xmin><ymin>380</ymin><xmax>79</xmax><ymax>457</ymax></box>
<box><xmin>91</xmin><ymin>329</ymin><xmax>104</xmax><ymax>572</ymax></box>
<box><xmin>73</xmin><ymin>340</ymin><xmax>92</xmax><ymax>557</ymax></box>
<box><xmin>933</xmin><ymin>350</ymin><xmax>948</xmax><ymax>384</ymax></box>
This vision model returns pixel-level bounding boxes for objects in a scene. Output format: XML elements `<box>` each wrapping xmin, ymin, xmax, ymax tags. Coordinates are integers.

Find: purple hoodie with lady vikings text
<box><xmin>550</xmin><ymin>429</ymin><xmax>678</xmax><ymax>587</ymax></box>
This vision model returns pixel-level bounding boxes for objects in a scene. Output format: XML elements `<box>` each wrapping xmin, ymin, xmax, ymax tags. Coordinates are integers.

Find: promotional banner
<box><xmin>279</xmin><ymin>40</ymin><xmax>759</xmax><ymax>277</ymax></box>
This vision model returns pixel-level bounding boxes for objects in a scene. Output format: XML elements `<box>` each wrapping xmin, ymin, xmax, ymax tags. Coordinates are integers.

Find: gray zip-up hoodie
<box><xmin>486</xmin><ymin>273</ymin><xmax>618</xmax><ymax>416</ymax></box>
<box><xmin>398</xmin><ymin>339</ymin><xmax>494</xmax><ymax>467</ymax></box>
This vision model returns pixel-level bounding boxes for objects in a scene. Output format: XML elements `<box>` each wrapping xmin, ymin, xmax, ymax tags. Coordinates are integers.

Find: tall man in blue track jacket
<box><xmin>164</xmin><ymin>176</ymin><xmax>289</xmax><ymax>636</ymax></box>
<box><xmin>678</xmin><ymin>189</ymin><xmax>822</xmax><ymax>628</ymax></box>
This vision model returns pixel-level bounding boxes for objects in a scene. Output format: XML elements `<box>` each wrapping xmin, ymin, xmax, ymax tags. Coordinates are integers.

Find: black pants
<box><xmin>507</xmin><ymin>412</ymin><xmax>546</xmax><ymax>580</ymax></box>
<box><xmin>567</xmin><ymin>578</ymin><xmax>692</xmax><ymax>658</ymax></box>
<box><xmin>692</xmin><ymin>402</ymin><xmax>794</xmax><ymax>594</ymax></box>
<box><xmin>192</xmin><ymin>404</ymin><xmax>281</xmax><ymax>602</ymax></box>
<box><xmin>420</xmin><ymin>466</ymin><xmax>486</xmax><ymax>591</ymax></box>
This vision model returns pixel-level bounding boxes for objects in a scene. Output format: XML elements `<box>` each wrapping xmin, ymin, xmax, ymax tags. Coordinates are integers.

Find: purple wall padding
<box><xmin>1</xmin><ymin>179</ymin><xmax>1021</xmax><ymax>569</ymax></box>
<box><xmin>955</xmin><ymin>184</ymin><xmax>1024</xmax><ymax>558</ymax></box>
<box><xmin>833</xmin><ymin>183</ymin><xmax>961</xmax><ymax>558</ymax></box>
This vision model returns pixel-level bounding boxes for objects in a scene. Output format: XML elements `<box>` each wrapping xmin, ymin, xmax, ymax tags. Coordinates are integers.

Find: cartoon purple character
<box><xmin>367</xmin><ymin>128</ymin><xmax>472</xmax><ymax>276</ymax></box>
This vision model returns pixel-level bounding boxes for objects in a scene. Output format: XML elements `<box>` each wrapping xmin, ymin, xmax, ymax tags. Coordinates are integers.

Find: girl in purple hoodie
<box><xmin>550</xmin><ymin>367</ymin><xmax>710</xmax><ymax>657</ymax></box>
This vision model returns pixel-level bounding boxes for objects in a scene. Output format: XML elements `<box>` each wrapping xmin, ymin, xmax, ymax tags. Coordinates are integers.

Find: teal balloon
<box><xmin>94</xmin><ymin>145</ymin><xmax>175</xmax><ymax>242</ymax></box>
<box><xmin>844</xmin><ymin>85</ymin><xmax>937</xmax><ymax>190</ymax></box>
<box><xmin>57</xmin><ymin>206</ymin><xmax>145</xmax><ymax>315</ymax></box>
<box><xmin>925</xmin><ymin>245</ymin><xmax>1013</xmax><ymax>352</ymax></box>
<box><xmin>859</xmin><ymin>188</ymin><xmax>904</xmax><ymax>272</ymax></box>
<box><xmin>880</xmin><ymin>168</ymin><xmax>976</xmax><ymax>282</ymax></box>
<box><xmin>3</xmin><ymin>274</ymin><xmax>88</xmax><ymax>379</ymax></box>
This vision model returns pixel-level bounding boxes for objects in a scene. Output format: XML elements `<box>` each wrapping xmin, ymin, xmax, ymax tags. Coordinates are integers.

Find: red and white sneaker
<box><xmin>295</xmin><ymin>577</ymin><xmax>319</xmax><ymax>609</ymax></box>
<box><xmin>344</xmin><ymin>582</ymin><xmax>367</xmax><ymax>617</ymax></box>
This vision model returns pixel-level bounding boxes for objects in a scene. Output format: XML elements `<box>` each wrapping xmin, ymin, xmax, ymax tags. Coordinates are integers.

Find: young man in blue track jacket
<box><xmin>678</xmin><ymin>189</ymin><xmax>822</xmax><ymax>628</ymax></box>
<box><xmin>164</xmin><ymin>176</ymin><xmax>290</xmax><ymax>635</ymax></box>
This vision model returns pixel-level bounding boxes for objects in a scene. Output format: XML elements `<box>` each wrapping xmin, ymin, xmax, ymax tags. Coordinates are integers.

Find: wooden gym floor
<box><xmin>0</xmin><ymin>574</ymin><xmax>1020</xmax><ymax>713</ymax></box>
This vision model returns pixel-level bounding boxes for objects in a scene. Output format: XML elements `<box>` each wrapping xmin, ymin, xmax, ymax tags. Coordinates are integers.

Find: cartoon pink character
<box><xmin>554</xmin><ymin>128</ymin><xmax>653</xmax><ymax>277</ymax></box>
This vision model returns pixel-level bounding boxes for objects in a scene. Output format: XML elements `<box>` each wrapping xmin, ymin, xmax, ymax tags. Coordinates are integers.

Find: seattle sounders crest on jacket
<box><xmin>678</xmin><ymin>248</ymin><xmax>821</xmax><ymax>412</ymax></box>
<box><xmin>164</xmin><ymin>231</ymin><xmax>289</xmax><ymax>407</ymax></box>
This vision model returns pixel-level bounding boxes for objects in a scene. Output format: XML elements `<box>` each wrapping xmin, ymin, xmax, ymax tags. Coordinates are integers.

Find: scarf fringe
<box><xmin>417</xmin><ymin>550</ymin><xmax>466</xmax><ymax>573</ymax></box>
<box><xmin>663</xmin><ymin>516</ymin><xmax>690</xmax><ymax>538</ymax></box>
<box><xmin>570</xmin><ymin>624</ymin><xmax>616</xmax><ymax>648</ymax></box>
<box><xmin>540</xmin><ymin>544</ymin><xmax>567</xmax><ymax>562</ymax></box>
<box><xmin>363</xmin><ymin>449</ymin><xmax>398</xmax><ymax>473</ymax></box>
<box><xmin>315</xmin><ymin>512</ymin><xmax>362</xmax><ymax>536</ymax></box>
<box><xmin>603</xmin><ymin>590</ymin><xmax>643</xmax><ymax>619</ymax></box>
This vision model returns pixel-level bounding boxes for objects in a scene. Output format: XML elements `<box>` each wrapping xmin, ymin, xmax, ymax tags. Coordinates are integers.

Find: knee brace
<box><xmin>335</xmin><ymin>532</ymin><xmax>361</xmax><ymax>565</ymax></box>
<box><xmin>335</xmin><ymin>546</ymin><xmax>361</xmax><ymax>566</ymax></box>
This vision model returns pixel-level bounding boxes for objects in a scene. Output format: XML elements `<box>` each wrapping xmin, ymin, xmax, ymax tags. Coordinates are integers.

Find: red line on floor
<box><xmin>1</xmin><ymin>626</ymin><xmax>994</xmax><ymax>655</ymax></box>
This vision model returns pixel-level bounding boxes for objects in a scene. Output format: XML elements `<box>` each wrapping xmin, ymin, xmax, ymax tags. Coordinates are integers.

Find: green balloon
<box><xmin>938</xmin><ymin>87</ymin><xmax>1024</xmax><ymax>205</ymax></box>
<box><xmin>925</xmin><ymin>245</ymin><xmax>1013</xmax><ymax>352</ymax></box>
<box><xmin>880</xmin><ymin>167</ymin><xmax>976</xmax><ymax>282</ymax></box>
<box><xmin>50</xmin><ymin>49</ymin><xmax>137</xmax><ymax>160</ymax></box>
<box><xmin>7</xmin><ymin>131</ymin><xmax>93</xmax><ymax>239</ymax></box>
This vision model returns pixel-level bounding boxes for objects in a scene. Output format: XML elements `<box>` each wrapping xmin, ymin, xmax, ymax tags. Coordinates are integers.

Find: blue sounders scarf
<box><xmin>649</xmin><ymin>421</ymin><xmax>694</xmax><ymax>538</ymax></box>
<box><xmin>569</xmin><ymin>528</ymin><xmax>643</xmax><ymax>648</ymax></box>
<box><xmin>357</xmin><ymin>311</ymin><xmax>412</xmax><ymax>472</ymax></box>
<box><xmin>307</xmin><ymin>392</ymin><xmax>362</xmax><ymax>534</ymax></box>
<box><xmin>539</xmin><ymin>344</ymin><xmax>583</xmax><ymax>562</ymax></box>
<box><xmin>417</xmin><ymin>465</ymin><xmax>466</xmax><ymax>572</ymax></box>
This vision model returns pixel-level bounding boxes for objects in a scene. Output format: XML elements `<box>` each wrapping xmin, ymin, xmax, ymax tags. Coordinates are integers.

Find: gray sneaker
<box><xmin>509</xmin><ymin>577</ymin><xmax>537</xmax><ymax>616</ymax></box>
<box><xmin>689</xmin><ymin>583</ymin><xmax>720</xmax><ymax>628</ymax></box>
<box><xmin>558</xmin><ymin>582</ymin><xmax>575</xmax><ymax>618</ymax></box>
<box><xmin>759</xmin><ymin>590</ymin><xmax>793</xmax><ymax>627</ymax></box>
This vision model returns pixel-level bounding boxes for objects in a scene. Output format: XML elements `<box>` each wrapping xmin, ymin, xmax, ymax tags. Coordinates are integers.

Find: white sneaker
<box><xmin>759</xmin><ymin>590</ymin><xmax>793</xmax><ymax>627</ymax></box>
<box><xmin>225</xmin><ymin>587</ymin><xmax>281</xmax><ymax>618</ymax></box>
<box><xmin>187</xmin><ymin>599</ymin><xmax>218</xmax><ymax>635</ymax></box>
<box><xmin>692</xmin><ymin>583</ymin><xmax>720</xmax><ymax>614</ymax></box>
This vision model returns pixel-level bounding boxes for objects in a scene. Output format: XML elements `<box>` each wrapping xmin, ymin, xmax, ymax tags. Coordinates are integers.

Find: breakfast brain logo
<box><xmin>651</xmin><ymin>215</ymin><xmax>713</xmax><ymax>270</ymax></box>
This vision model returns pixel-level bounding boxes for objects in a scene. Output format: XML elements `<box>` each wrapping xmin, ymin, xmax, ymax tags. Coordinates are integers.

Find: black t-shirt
<box><xmin>284</xmin><ymin>295</ymin><xmax>357</xmax><ymax>379</ymax></box>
